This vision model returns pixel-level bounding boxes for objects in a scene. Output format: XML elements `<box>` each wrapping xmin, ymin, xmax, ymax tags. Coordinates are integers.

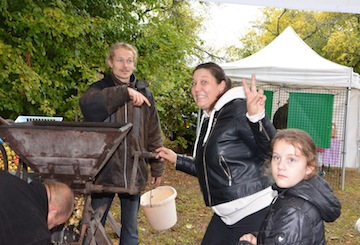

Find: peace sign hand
<box><xmin>242</xmin><ymin>74</ymin><xmax>266</xmax><ymax>116</ymax></box>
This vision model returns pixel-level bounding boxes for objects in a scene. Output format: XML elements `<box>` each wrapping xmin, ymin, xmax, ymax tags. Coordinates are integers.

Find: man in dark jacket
<box><xmin>79</xmin><ymin>42</ymin><xmax>163</xmax><ymax>245</ymax></box>
<box><xmin>0</xmin><ymin>170</ymin><xmax>74</xmax><ymax>245</ymax></box>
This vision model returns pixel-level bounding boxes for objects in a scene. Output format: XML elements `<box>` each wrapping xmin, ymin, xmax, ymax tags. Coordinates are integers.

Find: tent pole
<box><xmin>341</xmin><ymin>87</ymin><xmax>351</xmax><ymax>190</ymax></box>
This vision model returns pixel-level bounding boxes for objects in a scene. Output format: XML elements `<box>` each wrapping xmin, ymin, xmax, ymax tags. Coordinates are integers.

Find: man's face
<box><xmin>108</xmin><ymin>47</ymin><xmax>135</xmax><ymax>83</ymax></box>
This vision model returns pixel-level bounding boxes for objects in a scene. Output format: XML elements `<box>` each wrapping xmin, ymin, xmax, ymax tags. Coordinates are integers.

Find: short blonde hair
<box><xmin>107</xmin><ymin>42</ymin><xmax>138</xmax><ymax>65</ymax></box>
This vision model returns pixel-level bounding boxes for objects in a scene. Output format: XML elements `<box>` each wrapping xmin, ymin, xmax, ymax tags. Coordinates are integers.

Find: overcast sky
<box><xmin>196</xmin><ymin>2</ymin><xmax>262</xmax><ymax>49</ymax></box>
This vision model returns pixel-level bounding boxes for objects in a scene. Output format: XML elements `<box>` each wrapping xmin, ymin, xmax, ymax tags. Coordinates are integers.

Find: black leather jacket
<box><xmin>176</xmin><ymin>96</ymin><xmax>276</xmax><ymax>206</ymax></box>
<box><xmin>257</xmin><ymin>175</ymin><xmax>341</xmax><ymax>245</ymax></box>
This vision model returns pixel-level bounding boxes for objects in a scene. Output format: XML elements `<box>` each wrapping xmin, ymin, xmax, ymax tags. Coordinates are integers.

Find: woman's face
<box><xmin>191</xmin><ymin>68</ymin><xmax>226</xmax><ymax>113</ymax></box>
<box><xmin>271</xmin><ymin>139</ymin><xmax>314</xmax><ymax>188</ymax></box>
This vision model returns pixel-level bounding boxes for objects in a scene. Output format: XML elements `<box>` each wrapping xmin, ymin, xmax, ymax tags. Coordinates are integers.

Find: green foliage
<box><xmin>1</xmin><ymin>0</ymin><xmax>108</xmax><ymax>119</ymax></box>
<box><xmin>129</xmin><ymin>0</ymin><xmax>201</xmax><ymax>152</ymax></box>
<box><xmin>0</xmin><ymin>0</ymin><xmax>204</xmax><ymax>150</ymax></box>
<box><xmin>321</xmin><ymin>13</ymin><xmax>360</xmax><ymax>72</ymax></box>
<box><xmin>154</xmin><ymin>68</ymin><xmax>198</xmax><ymax>153</ymax></box>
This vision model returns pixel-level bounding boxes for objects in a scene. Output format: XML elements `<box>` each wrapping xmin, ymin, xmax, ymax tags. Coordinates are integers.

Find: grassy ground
<box><xmin>108</xmin><ymin>163</ymin><xmax>360</xmax><ymax>244</ymax></box>
<box><xmin>324</xmin><ymin>168</ymin><xmax>360</xmax><ymax>244</ymax></box>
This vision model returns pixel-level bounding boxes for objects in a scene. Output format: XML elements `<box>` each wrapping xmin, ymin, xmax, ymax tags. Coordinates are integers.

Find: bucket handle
<box><xmin>149</xmin><ymin>187</ymin><xmax>153</xmax><ymax>207</ymax></box>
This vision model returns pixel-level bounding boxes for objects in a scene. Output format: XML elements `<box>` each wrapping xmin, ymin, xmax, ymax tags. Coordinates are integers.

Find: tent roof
<box><xmin>220</xmin><ymin>26</ymin><xmax>359</xmax><ymax>88</ymax></box>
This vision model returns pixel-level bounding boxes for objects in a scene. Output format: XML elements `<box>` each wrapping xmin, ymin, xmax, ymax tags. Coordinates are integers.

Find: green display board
<box><xmin>264</xmin><ymin>90</ymin><xmax>273</xmax><ymax>119</ymax></box>
<box><xmin>288</xmin><ymin>92</ymin><xmax>334</xmax><ymax>148</ymax></box>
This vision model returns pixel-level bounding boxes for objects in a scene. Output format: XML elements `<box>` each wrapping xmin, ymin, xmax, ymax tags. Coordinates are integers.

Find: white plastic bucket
<box><xmin>140</xmin><ymin>185</ymin><xmax>177</xmax><ymax>231</ymax></box>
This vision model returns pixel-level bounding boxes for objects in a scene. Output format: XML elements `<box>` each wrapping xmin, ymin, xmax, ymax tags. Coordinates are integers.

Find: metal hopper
<box><xmin>0</xmin><ymin>119</ymin><xmax>135</xmax><ymax>244</ymax></box>
<box><xmin>0</xmin><ymin>120</ymin><xmax>132</xmax><ymax>192</ymax></box>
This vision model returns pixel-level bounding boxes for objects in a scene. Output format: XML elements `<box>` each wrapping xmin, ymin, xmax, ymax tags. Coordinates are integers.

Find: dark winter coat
<box><xmin>79</xmin><ymin>73</ymin><xmax>163</xmax><ymax>193</ymax></box>
<box><xmin>176</xmin><ymin>87</ymin><xmax>277</xmax><ymax>207</ymax></box>
<box><xmin>257</xmin><ymin>175</ymin><xmax>341</xmax><ymax>245</ymax></box>
<box><xmin>0</xmin><ymin>171</ymin><xmax>50</xmax><ymax>245</ymax></box>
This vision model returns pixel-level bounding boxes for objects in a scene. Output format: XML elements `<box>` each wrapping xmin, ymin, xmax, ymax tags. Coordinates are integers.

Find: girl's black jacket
<box><xmin>257</xmin><ymin>175</ymin><xmax>341</xmax><ymax>245</ymax></box>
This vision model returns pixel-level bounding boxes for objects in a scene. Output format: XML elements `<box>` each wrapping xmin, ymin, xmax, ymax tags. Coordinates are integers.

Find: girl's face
<box><xmin>271</xmin><ymin>139</ymin><xmax>314</xmax><ymax>188</ymax></box>
<box><xmin>191</xmin><ymin>68</ymin><xmax>226</xmax><ymax>113</ymax></box>
<box><xmin>107</xmin><ymin>47</ymin><xmax>135</xmax><ymax>83</ymax></box>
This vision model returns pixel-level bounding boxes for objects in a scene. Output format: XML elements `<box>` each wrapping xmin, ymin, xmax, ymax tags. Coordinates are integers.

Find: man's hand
<box><xmin>128</xmin><ymin>88</ymin><xmax>151</xmax><ymax>107</ymax></box>
<box><xmin>151</xmin><ymin>176</ymin><xmax>162</xmax><ymax>188</ymax></box>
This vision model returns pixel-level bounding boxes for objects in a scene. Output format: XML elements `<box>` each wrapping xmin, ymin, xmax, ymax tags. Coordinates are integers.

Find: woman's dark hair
<box><xmin>192</xmin><ymin>62</ymin><xmax>232</xmax><ymax>92</ymax></box>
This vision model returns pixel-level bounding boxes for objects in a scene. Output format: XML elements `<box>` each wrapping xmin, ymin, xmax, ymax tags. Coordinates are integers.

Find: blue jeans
<box><xmin>91</xmin><ymin>193</ymin><xmax>140</xmax><ymax>245</ymax></box>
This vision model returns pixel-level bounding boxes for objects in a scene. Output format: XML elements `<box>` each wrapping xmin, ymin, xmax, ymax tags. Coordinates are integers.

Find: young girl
<box><xmin>239</xmin><ymin>128</ymin><xmax>341</xmax><ymax>245</ymax></box>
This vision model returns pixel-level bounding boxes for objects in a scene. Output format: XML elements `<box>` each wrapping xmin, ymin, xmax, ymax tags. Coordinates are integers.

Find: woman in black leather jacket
<box><xmin>240</xmin><ymin>129</ymin><xmax>341</xmax><ymax>245</ymax></box>
<box><xmin>156</xmin><ymin>62</ymin><xmax>277</xmax><ymax>244</ymax></box>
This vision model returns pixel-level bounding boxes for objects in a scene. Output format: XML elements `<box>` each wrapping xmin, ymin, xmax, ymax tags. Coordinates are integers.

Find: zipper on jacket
<box><xmin>259</xmin><ymin>120</ymin><xmax>271</xmax><ymax>141</ymax></box>
<box><xmin>202</xmin><ymin>145</ymin><xmax>211</xmax><ymax>206</ymax></box>
<box><xmin>202</xmin><ymin>116</ymin><xmax>219</xmax><ymax>206</ymax></box>
<box><xmin>219</xmin><ymin>155</ymin><xmax>232</xmax><ymax>186</ymax></box>
<box><xmin>123</xmin><ymin>102</ymin><xmax>128</xmax><ymax>189</ymax></box>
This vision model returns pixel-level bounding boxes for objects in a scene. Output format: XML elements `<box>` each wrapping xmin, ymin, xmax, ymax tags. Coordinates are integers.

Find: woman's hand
<box><xmin>242</xmin><ymin>74</ymin><xmax>266</xmax><ymax>116</ymax></box>
<box><xmin>155</xmin><ymin>147</ymin><xmax>177</xmax><ymax>164</ymax></box>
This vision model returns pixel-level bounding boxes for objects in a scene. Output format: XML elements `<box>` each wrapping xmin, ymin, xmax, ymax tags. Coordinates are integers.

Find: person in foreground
<box><xmin>79</xmin><ymin>42</ymin><xmax>163</xmax><ymax>245</ymax></box>
<box><xmin>239</xmin><ymin>128</ymin><xmax>341</xmax><ymax>245</ymax></box>
<box><xmin>0</xmin><ymin>170</ymin><xmax>74</xmax><ymax>245</ymax></box>
<box><xmin>156</xmin><ymin>62</ymin><xmax>277</xmax><ymax>244</ymax></box>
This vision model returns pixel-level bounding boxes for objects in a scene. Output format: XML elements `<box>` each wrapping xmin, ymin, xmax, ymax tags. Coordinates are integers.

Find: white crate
<box><xmin>15</xmin><ymin>115</ymin><xmax>63</xmax><ymax>123</ymax></box>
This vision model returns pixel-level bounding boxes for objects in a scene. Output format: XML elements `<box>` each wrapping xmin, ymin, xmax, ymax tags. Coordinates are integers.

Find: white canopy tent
<box><xmin>194</xmin><ymin>0</ymin><xmax>360</xmax><ymax>14</ymax></box>
<box><xmin>220</xmin><ymin>27</ymin><xmax>359</xmax><ymax>189</ymax></box>
<box><xmin>221</xmin><ymin>26</ymin><xmax>359</xmax><ymax>88</ymax></box>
